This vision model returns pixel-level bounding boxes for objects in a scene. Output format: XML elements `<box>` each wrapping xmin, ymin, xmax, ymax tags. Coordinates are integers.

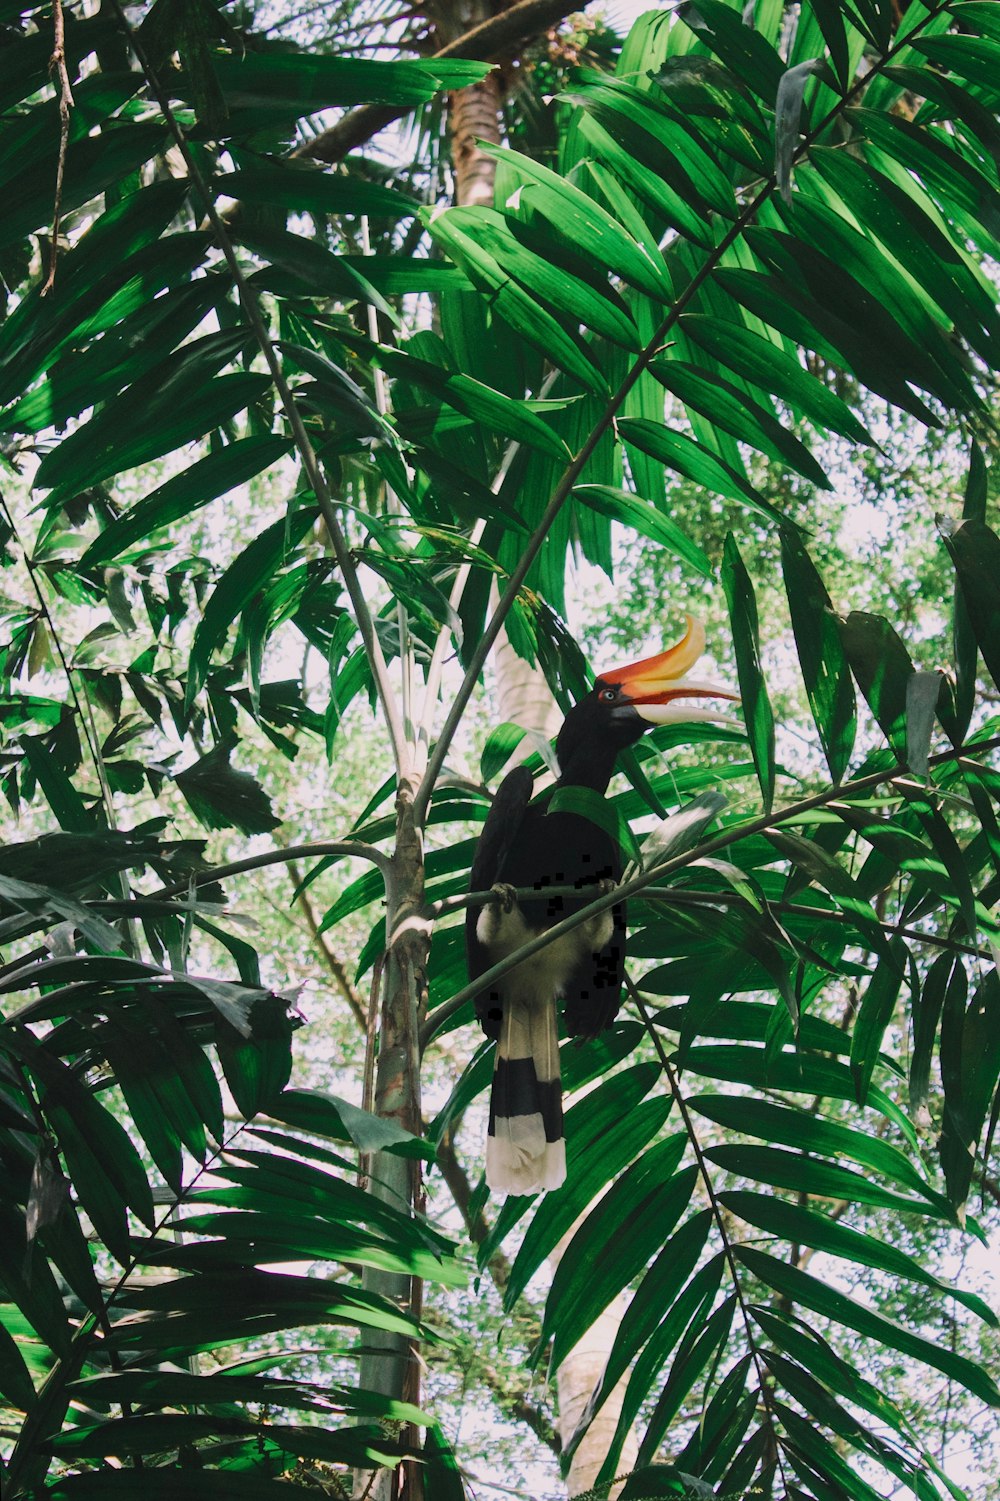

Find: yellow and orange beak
<box><xmin>598</xmin><ymin>616</ymin><xmax>740</xmax><ymax>725</ymax></box>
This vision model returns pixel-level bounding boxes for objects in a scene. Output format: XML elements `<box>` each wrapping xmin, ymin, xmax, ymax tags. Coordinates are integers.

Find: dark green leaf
<box><xmin>575</xmin><ymin>113</ymin><xmax>713</xmax><ymax>246</ymax></box>
<box><xmin>722</xmin><ymin>534</ymin><xmax>774</xmax><ymax>811</ymax></box>
<box><xmin>635</xmin><ymin>1294</ymin><xmax>737</xmax><ymax>1466</ymax></box>
<box><xmin>572</xmin><ymin>485</ymin><xmax>713</xmax><ymax>578</ymax></box>
<box><xmin>852</xmin><ymin>107</ymin><xmax>1000</xmax><ymax>256</ymax></box>
<box><xmin>618</xmin><ymin>418</ymin><xmax>787</xmax><ymax>525</ymax></box>
<box><xmin>650</xmin><ymin>360</ymin><xmax>831</xmax><ymax>489</ymax></box>
<box><xmin>213</xmin><ymin>161</ymin><xmax>419</xmax><ymax>219</ymax></box>
<box><xmin>736</xmin><ymin>1247</ymin><xmax>1000</xmax><ymax>1404</ymax></box>
<box><xmin>715</xmin><ymin>266</ymin><xmax>942</xmax><ymax>427</ymax></box>
<box><xmin>599</xmin><ymin>1255</ymin><xmax>727</xmax><ymax>1486</ymax></box>
<box><xmin>940</xmin><ymin>969</ymin><xmax>1000</xmax><ymax>1214</ymax></box>
<box><xmin>25</xmin><ymin>1046</ymin><xmax>155</xmax><ymax>1258</ymax></box>
<box><xmin>422</xmin><ymin>207</ymin><xmax>607</xmax><ymax>394</ymax></box>
<box><xmin>567</xmin><ymin>1209</ymin><xmax>713</xmax><ymax>1447</ymax></box>
<box><xmin>808</xmin><ymin>147</ymin><xmax>1000</xmax><ymax>369</ymax></box>
<box><xmin>82</xmin><ymin>437</ymin><xmax>293</xmax><ymax>568</ymax></box>
<box><xmin>693</xmin><ymin>1094</ymin><xmax>942</xmax><ymax>1204</ymax></box>
<box><xmin>481</xmin><ymin>143</ymin><xmax>673</xmax><ymax>300</ymax></box>
<box><xmin>174</xmin><ymin>748</ymin><xmax>281</xmax><ymax>836</ymax></box>
<box><xmin>542</xmin><ymin>1149</ymin><xmax>696</xmax><ymax>1368</ymax></box>
<box><xmin>838</xmin><ymin>610</ymin><xmax>914</xmax><ymax>751</ymax></box>
<box><xmin>910</xmin><ymin>951</ymin><xmax>956</xmax><ymax>1115</ymax></box>
<box><xmin>850</xmin><ymin>937</ymin><xmax>909</xmax><ymax>1105</ymax></box>
<box><xmin>272</xmin><ymin>1089</ymin><xmax>434</xmax><ymax>1161</ymax></box>
<box><xmin>725</xmin><ymin>1191</ymin><xmax>993</xmax><ymax>1322</ymax></box>
<box><xmin>376</xmin><ymin>344</ymin><xmax>568</xmax><ymax>459</ymax></box>
<box><xmin>766</xmin><ymin>828</ymin><xmax>892</xmax><ymax>960</ymax></box>
<box><xmin>37</xmin><ymin>368</ymin><xmax>272</xmax><ymax>502</ymax></box>
<box><xmin>487</xmin><ymin>1062</ymin><xmax>665</xmax><ymax>1275</ymax></box>
<box><xmin>682</xmin><ymin>0</ymin><xmax>786</xmax><ymax>103</ymax></box>
<box><xmin>680</xmin><ymin>313</ymin><xmax>872</xmax><ymax>444</ymax></box>
<box><xmin>0</xmin><ymin>1312</ymin><xmax>36</xmax><ymax>1412</ymax></box>
<box><xmin>707</xmin><ymin>1142</ymin><xmax>947</xmax><ymax>1218</ymax></box>
<box><xmin>780</xmin><ymin>528</ymin><xmax>856</xmax><ymax>781</ymax></box>
<box><xmin>186</xmin><ymin>510</ymin><xmax>317</xmax><ymax>708</ymax></box>
<box><xmin>939</xmin><ymin>517</ymin><xmax>1000</xmax><ymax>697</ymax></box>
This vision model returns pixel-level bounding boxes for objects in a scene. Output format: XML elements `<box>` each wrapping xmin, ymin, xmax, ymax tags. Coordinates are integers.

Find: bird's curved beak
<box><xmin>600</xmin><ymin>616</ymin><xmax>740</xmax><ymax>725</ymax></box>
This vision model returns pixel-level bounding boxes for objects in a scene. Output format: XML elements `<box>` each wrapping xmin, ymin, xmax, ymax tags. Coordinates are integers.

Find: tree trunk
<box><xmin>443</xmin><ymin>2</ymin><xmax>504</xmax><ymax>208</ymax></box>
<box><xmin>355</xmin><ymin>780</ymin><xmax>430</xmax><ymax>1501</ymax></box>
<box><xmin>553</xmin><ymin>1256</ymin><xmax>639</xmax><ymax>1498</ymax></box>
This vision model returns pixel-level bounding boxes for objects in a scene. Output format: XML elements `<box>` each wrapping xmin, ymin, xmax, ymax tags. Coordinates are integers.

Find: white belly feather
<box><xmin>476</xmin><ymin>900</ymin><xmax>614</xmax><ymax>1003</ymax></box>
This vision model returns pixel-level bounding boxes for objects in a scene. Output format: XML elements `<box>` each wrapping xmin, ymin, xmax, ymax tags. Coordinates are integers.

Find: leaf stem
<box><xmin>413</xmin><ymin>0</ymin><xmax>962</xmax><ymax>822</ymax></box>
<box><xmin>420</xmin><ymin>733</ymin><xmax>1000</xmax><ymax>1046</ymax></box>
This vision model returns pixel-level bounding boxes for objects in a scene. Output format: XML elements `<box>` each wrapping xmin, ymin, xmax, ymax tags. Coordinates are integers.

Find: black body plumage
<box><xmin>466</xmin><ymin>690</ymin><xmax>650</xmax><ymax>1193</ymax></box>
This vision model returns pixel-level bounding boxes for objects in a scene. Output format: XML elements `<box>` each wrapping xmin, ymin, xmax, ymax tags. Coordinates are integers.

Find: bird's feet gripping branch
<box><xmin>466</xmin><ymin>617</ymin><xmax>738</xmax><ymax>1196</ymax></box>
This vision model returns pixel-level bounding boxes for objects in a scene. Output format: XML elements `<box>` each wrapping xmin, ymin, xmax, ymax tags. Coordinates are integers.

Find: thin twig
<box><xmin>42</xmin><ymin>0</ymin><xmax>75</xmax><ymax>296</ymax></box>
<box><xmin>428</xmin><ymin>882</ymin><xmax>994</xmax><ymax>963</ymax></box>
<box><xmin>419</xmin><ymin>733</ymin><xmax>1000</xmax><ymax>1047</ymax></box>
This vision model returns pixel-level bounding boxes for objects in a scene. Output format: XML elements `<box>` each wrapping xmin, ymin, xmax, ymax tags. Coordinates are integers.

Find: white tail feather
<box><xmin>487</xmin><ymin>997</ymin><xmax>565</xmax><ymax>1194</ymax></box>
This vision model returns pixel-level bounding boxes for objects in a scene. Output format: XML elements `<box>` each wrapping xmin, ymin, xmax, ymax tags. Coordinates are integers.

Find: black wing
<box><xmin>467</xmin><ymin>764</ymin><xmax>534</xmax><ymax>1038</ymax></box>
<box><xmin>527</xmin><ymin>809</ymin><xmax>625</xmax><ymax>1038</ymax></box>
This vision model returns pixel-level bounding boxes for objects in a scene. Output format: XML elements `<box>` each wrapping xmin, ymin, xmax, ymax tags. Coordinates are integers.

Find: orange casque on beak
<box><xmin>597</xmin><ymin>616</ymin><xmax>740</xmax><ymax>725</ymax></box>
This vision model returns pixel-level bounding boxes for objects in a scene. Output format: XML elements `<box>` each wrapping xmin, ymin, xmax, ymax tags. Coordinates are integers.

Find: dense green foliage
<box><xmin>1</xmin><ymin>0</ymin><xmax>1000</xmax><ymax>1497</ymax></box>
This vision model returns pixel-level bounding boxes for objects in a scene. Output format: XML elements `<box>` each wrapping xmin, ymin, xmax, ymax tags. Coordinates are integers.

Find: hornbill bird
<box><xmin>467</xmin><ymin>617</ymin><xmax>736</xmax><ymax>1195</ymax></box>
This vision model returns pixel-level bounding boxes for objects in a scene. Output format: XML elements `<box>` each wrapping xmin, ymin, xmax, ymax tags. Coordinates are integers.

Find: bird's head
<box><xmin>556</xmin><ymin>617</ymin><xmax>739</xmax><ymax>780</ymax></box>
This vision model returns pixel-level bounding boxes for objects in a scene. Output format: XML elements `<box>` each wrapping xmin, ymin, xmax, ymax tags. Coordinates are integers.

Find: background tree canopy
<box><xmin>1</xmin><ymin>0</ymin><xmax>1000</xmax><ymax>1497</ymax></box>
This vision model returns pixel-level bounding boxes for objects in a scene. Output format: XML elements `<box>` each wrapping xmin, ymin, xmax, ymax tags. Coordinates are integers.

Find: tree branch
<box><xmin>295</xmin><ymin>0</ymin><xmax>580</xmax><ymax>166</ymax></box>
<box><xmin>419</xmin><ymin>733</ymin><xmax>1000</xmax><ymax>1046</ymax></box>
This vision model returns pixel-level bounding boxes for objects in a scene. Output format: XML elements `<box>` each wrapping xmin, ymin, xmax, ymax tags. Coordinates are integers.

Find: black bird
<box><xmin>467</xmin><ymin>617</ymin><xmax>737</xmax><ymax>1195</ymax></box>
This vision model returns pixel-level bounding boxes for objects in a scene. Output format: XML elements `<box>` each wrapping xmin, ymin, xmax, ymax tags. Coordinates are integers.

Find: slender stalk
<box><xmin>155</xmin><ymin>839</ymin><xmax>392</xmax><ymax>894</ymax></box>
<box><xmin>106</xmin><ymin>0</ymin><xmax>409</xmax><ymax>778</ymax></box>
<box><xmin>419</xmin><ymin>733</ymin><xmax>1000</xmax><ymax>1046</ymax></box>
<box><xmin>41</xmin><ymin>0</ymin><xmax>74</xmax><ymax>295</ymax></box>
<box><xmin>428</xmin><ymin>884</ymin><xmax>993</xmax><ymax>962</ymax></box>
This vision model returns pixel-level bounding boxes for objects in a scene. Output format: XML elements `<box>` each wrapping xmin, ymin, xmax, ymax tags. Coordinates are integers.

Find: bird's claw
<box><xmin>595</xmin><ymin>877</ymin><xmax>617</xmax><ymax>899</ymax></box>
<box><xmin>490</xmin><ymin>882</ymin><xmax>519</xmax><ymax>913</ymax></box>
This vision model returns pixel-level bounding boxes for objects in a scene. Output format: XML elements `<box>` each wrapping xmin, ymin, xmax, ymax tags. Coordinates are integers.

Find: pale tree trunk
<box><xmin>355</xmin><ymin>783</ymin><xmax>430</xmax><ymax>1501</ymax></box>
<box><xmin>552</xmin><ymin>1234</ymin><xmax>639</xmax><ymax>1499</ymax></box>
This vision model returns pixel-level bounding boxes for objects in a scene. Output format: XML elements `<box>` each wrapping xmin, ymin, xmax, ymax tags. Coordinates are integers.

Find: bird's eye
<box><xmin>600</xmin><ymin>686</ymin><xmax>618</xmax><ymax>702</ymax></box>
